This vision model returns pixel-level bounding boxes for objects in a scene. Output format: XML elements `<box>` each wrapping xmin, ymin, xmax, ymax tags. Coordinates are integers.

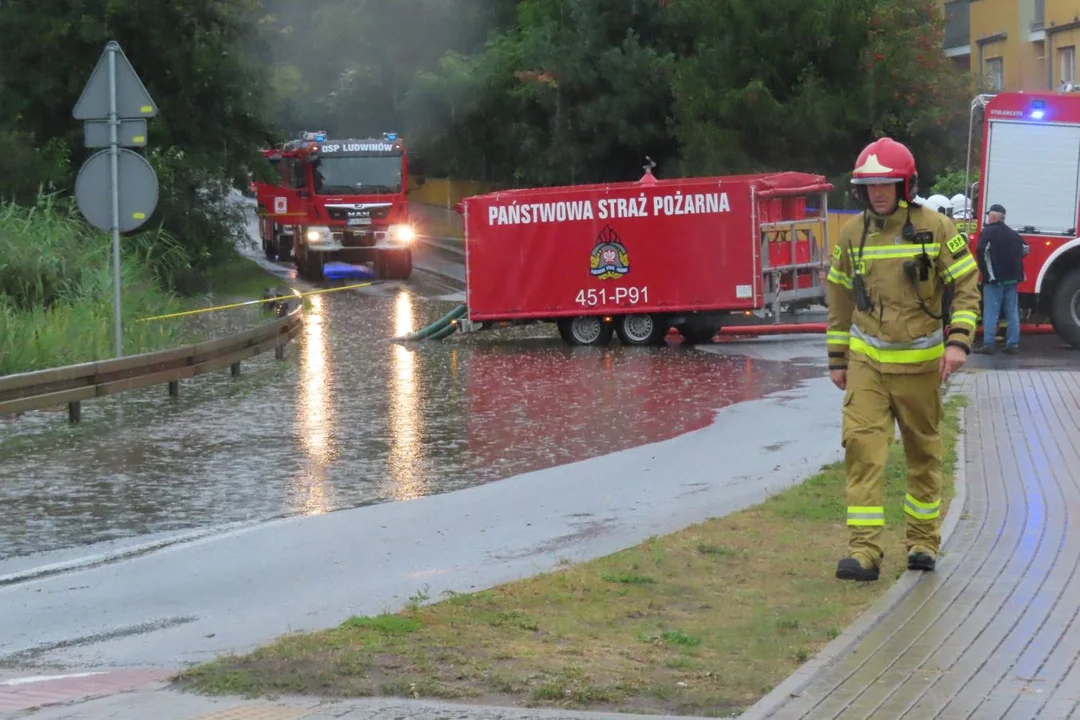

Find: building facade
<box><xmin>942</xmin><ymin>0</ymin><xmax>1080</xmax><ymax>90</ymax></box>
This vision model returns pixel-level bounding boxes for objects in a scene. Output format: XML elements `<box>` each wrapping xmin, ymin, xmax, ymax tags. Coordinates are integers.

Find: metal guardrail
<box><xmin>0</xmin><ymin>302</ymin><xmax>304</xmax><ymax>423</ymax></box>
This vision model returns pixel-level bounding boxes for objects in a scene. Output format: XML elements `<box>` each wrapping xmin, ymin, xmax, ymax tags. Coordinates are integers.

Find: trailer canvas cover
<box><xmin>462</xmin><ymin>172</ymin><xmax>831</xmax><ymax>322</ymax></box>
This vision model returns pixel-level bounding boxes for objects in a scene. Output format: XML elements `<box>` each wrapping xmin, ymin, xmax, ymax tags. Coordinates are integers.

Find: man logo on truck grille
<box><xmin>590</xmin><ymin>225</ymin><xmax>630</xmax><ymax>280</ymax></box>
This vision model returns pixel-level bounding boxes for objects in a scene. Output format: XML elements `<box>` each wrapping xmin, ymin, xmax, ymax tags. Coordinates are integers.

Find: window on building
<box><xmin>1061</xmin><ymin>46</ymin><xmax>1076</xmax><ymax>87</ymax></box>
<box><xmin>985</xmin><ymin>57</ymin><xmax>1004</xmax><ymax>91</ymax></box>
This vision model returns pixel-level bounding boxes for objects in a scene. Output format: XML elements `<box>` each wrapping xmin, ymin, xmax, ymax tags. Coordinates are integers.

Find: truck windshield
<box><xmin>312</xmin><ymin>156</ymin><xmax>403</xmax><ymax>195</ymax></box>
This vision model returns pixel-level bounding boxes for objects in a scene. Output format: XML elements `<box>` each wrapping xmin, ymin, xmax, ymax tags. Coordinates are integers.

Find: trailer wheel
<box><xmin>1050</xmin><ymin>267</ymin><xmax>1080</xmax><ymax>348</ymax></box>
<box><xmin>615</xmin><ymin>314</ymin><xmax>666</xmax><ymax>346</ymax></box>
<box><xmin>557</xmin><ymin>316</ymin><xmax>613</xmax><ymax>346</ymax></box>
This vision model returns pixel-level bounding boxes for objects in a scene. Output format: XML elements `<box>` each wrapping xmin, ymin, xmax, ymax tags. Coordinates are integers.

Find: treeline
<box><xmin>260</xmin><ymin>0</ymin><xmax>977</xmax><ymax>200</ymax></box>
<box><xmin>0</xmin><ymin>0</ymin><xmax>278</xmax><ymax>289</ymax></box>
<box><xmin>0</xmin><ymin>0</ymin><xmax>975</xmax><ymax>267</ymax></box>
<box><xmin>0</xmin><ymin>0</ymin><xmax>281</xmax><ymax>373</ymax></box>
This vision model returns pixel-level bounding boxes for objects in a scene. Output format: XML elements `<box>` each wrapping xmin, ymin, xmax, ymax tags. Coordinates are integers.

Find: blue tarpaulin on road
<box><xmin>322</xmin><ymin>262</ymin><xmax>375</xmax><ymax>281</ymax></box>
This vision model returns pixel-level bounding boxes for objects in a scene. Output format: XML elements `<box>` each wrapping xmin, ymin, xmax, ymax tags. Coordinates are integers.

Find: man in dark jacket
<box><xmin>975</xmin><ymin>204</ymin><xmax>1029</xmax><ymax>354</ymax></box>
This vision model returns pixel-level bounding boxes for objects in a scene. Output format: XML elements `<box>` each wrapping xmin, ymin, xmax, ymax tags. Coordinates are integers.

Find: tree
<box><xmin>404</xmin><ymin>0</ymin><xmax>682</xmax><ymax>185</ymax></box>
<box><xmin>670</xmin><ymin>0</ymin><xmax>973</xmax><ymax>183</ymax></box>
<box><xmin>253</xmin><ymin>0</ymin><xmax>516</xmax><ymax>137</ymax></box>
<box><xmin>403</xmin><ymin>0</ymin><xmax>973</xmax><ymax>190</ymax></box>
<box><xmin>0</xmin><ymin>0</ymin><xmax>279</xmax><ymax>273</ymax></box>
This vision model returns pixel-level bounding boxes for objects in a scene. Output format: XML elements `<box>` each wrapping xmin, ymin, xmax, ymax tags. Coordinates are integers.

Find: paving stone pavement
<box><xmin>747</xmin><ymin>369</ymin><xmax>1080</xmax><ymax>718</ymax></box>
<box><xmin>6</xmin><ymin>368</ymin><xmax>1080</xmax><ymax>719</ymax></box>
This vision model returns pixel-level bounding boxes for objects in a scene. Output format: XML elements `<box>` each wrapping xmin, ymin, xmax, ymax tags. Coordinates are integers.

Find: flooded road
<box><xmin>0</xmin><ymin>268</ymin><xmax>823</xmax><ymax>559</ymax></box>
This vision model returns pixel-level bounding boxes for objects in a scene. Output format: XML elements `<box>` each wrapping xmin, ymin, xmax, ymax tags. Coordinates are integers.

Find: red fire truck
<box><xmin>253</xmin><ymin>131</ymin><xmax>417</xmax><ymax>282</ymax></box>
<box><xmin>457</xmin><ymin>168</ymin><xmax>834</xmax><ymax>346</ymax></box>
<box><xmin>964</xmin><ymin>90</ymin><xmax>1080</xmax><ymax>347</ymax></box>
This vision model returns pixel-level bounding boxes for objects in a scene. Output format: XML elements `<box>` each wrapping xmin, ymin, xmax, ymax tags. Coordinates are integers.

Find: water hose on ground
<box><xmin>426</xmin><ymin>322</ymin><xmax>462</xmax><ymax>341</ymax></box>
<box><xmin>392</xmin><ymin>303</ymin><xmax>468</xmax><ymax>342</ymax></box>
<box><xmin>701</xmin><ymin>323</ymin><xmax>1058</xmax><ymax>337</ymax></box>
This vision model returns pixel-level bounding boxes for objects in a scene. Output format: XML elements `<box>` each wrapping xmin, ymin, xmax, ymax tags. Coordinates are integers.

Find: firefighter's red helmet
<box><xmin>850</xmin><ymin>137</ymin><xmax>918</xmax><ymax>202</ymax></box>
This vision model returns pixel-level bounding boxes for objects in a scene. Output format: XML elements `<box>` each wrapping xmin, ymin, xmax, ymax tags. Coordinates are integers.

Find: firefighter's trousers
<box><xmin>842</xmin><ymin>362</ymin><xmax>943</xmax><ymax>567</ymax></box>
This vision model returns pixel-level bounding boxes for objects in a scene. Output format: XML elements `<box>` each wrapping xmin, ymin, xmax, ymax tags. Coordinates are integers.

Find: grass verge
<box><xmin>175</xmin><ymin>396</ymin><xmax>965</xmax><ymax>716</ymax></box>
<box><xmin>197</xmin><ymin>254</ymin><xmax>288</xmax><ymax>305</ymax></box>
<box><xmin>0</xmin><ymin>197</ymin><xmax>283</xmax><ymax>376</ymax></box>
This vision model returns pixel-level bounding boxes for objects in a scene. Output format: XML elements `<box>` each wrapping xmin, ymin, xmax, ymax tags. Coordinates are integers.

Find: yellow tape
<box><xmin>135</xmin><ymin>281</ymin><xmax>375</xmax><ymax>323</ymax></box>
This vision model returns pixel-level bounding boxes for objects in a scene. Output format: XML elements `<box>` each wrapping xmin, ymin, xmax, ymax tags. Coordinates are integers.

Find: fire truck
<box><xmin>253</xmin><ymin>131</ymin><xmax>417</xmax><ymax>282</ymax></box>
<box><xmin>456</xmin><ymin>168</ymin><xmax>834</xmax><ymax>346</ymax></box>
<box><xmin>964</xmin><ymin>90</ymin><xmax>1080</xmax><ymax>347</ymax></box>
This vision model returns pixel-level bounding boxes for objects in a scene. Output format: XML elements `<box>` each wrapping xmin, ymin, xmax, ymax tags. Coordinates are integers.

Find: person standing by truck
<box><xmin>825</xmin><ymin>138</ymin><xmax>982</xmax><ymax>582</ymax></box>
<box><xmin>974</xmin><ymin>204</ymin><xmax>1029</xmax><ymax>355</ymax></box>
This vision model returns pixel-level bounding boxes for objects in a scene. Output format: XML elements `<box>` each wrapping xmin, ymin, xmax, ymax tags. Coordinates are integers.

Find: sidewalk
<box><xmin>747</xmin><ymin>369</ymin><xmax>1080</xmax><ymax>718</ymax></box>
<box><xmin>5</xmin><ymin>368</ymin><xmax>1079</xmax><ymax>719</ymax></box>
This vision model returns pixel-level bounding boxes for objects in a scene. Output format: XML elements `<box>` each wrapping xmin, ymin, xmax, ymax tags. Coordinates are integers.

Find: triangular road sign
<box><xmin>73</xmin><ymin>41</ymin><xmax>159</xmax><ymax>120</ymax></box>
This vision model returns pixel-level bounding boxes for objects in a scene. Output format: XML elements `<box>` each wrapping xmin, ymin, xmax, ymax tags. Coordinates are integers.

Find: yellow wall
<box><xmin>1046</xmin><ymin>1</ymin><xmax>1080</xmax><ymax>87</ymax></box>
<box><xmin>968</xmin><ymin>0</ymin><xmax>1045</xmax><ymax>90</ymax></box>
<box><xmin>408</xmin><ymin>178</ymin><xmax>500</xmax><ymax>208</ymax></box>
<box><xmin>953</xmin><ymin>0</ymin><xmax>1080</xmax><ymax>90</ymax></box>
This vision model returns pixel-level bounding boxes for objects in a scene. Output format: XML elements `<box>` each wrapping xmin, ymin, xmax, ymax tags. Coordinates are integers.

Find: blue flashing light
<box><xmin>315</xmin><ymin>134</ymin><xmax>326</xmax><ymax>142</ymax></box>
<box><xmin>1030</xmin><ymin>99</ymin><xmax>1046</xmax><ymax>120</ymax></box>
<box><xmin>385</xmin><ymin>132</ymin><xmax>398</xmax><ymax>141</ymax></box>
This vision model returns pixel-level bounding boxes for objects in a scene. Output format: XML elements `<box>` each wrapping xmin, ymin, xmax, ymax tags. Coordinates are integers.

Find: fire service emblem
<box><xmin>589</xmin><ymin>225</ymin><xmax>630</xmax><ymax>280</ymax></box>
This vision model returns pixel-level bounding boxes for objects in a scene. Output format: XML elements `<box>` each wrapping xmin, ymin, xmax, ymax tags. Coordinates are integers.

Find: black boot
<box><xmin>908</xmin><ymin>550</ymin><xmax>936</xmax><ymax>572</ymax></box>
<box><xmin>836</xmin><ymin>557</ymin><xmax>880</xmax><ymax>582</ymax></box>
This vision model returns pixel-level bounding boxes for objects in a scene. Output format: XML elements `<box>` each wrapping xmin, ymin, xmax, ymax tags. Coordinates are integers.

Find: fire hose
<box><xmin>391</xmin><ymin>303</ymin><xmax>468</xmax><ymax>342</ymax></box>
<box><xmin>697</xmin><ymin>323</ymin><xmax>1057</xmax><ymax>337</ymax></box>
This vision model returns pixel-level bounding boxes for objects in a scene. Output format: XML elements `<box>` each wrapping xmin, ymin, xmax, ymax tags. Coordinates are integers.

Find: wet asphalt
<box><xmin>0</xmin><ymin>229</ymin><xmax>824</xmax><ymax>562</ymax></box>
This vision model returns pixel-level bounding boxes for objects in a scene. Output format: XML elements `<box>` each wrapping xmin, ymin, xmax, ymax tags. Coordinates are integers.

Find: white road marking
<box><xmin>0</xmin><ymin>671</ymin><xmax>107</xmax><ymax>686</ymax></box>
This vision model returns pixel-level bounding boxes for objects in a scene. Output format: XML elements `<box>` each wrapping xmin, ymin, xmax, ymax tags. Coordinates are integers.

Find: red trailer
<box><xmin>458</xmin><ymin>169</ymin><xmax>835</xmax><ymax>346</ymax></box>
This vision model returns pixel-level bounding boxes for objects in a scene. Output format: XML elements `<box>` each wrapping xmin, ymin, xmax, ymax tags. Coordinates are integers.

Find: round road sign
<box><xmin>74</xmin><ymin>148</ymin><xmax>159</xmax><ymax>233</ymax></box>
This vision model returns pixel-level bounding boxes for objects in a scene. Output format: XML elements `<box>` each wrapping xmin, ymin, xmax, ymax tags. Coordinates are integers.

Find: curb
<box><xmin>418</xmin><ymin>235</ymin><xmax>465</xmax><ymax>257</ymax></box>
<box><xmin>738</xmin><ymin>382</ymin><xmax>972</xmax><ymax>719</ymax></box>
<box><xmin>412</xmin><ymin>262</ymin><xmax>465</xmax><ymax>289</ymax></box>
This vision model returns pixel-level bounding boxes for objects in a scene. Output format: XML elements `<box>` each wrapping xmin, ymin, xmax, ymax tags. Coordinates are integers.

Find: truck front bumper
<box><xmin>329</xmin><ymin>223</ymin><xmax>415</xmax><ymax>251</ymax></box>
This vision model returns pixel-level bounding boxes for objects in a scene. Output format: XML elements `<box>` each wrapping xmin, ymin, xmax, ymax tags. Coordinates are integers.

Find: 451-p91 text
<box><xmin>575</xmin><ymin>287</ymin><xmax>650</xmax><ymax>307</ymax></box>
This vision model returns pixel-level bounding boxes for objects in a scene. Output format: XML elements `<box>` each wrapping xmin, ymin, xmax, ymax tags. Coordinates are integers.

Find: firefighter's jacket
<box><xmin>826</xmin><ymin>202</ymin><xmax>982</xmax><ymax>374</ymax></box>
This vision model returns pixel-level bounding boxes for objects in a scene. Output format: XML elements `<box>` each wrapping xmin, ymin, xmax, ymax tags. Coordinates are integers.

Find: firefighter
<box><xmin>826</xmin><ymin>137</ymin><xmax>982</xmax><ymax>581</ymax></box>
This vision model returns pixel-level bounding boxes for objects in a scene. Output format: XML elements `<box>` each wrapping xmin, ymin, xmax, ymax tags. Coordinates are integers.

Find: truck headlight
<box><xmin>388</xmin><ymin>224</ymin><xmax>416</xmax><ymax>244</ymax></box>
<box><xmin>306</xmin><ymin>226</ymin><xmax>332</xmax><ymax>244</ymax></box>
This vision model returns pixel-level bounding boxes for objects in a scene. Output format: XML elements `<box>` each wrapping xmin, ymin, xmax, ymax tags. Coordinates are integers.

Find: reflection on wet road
<box><xmin>0</xmin><ymin>280</ymin><xmax>827</xmax><ymax>559</ymax></box>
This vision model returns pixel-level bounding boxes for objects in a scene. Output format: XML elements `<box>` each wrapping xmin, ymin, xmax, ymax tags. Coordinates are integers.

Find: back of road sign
<box><xmin>83</xmin><ymin>118</ymin><xmax>148</xmax><ymax>148</ymax></box>
<box><xmin>74</xmin><ymin>149</ymin><xmax>159</xmax><ymax>233</ymax></box>
<box><xmin>72</xmin><ymin>41</ymin><xmax>159</xmax><ymax>120</ymax></box>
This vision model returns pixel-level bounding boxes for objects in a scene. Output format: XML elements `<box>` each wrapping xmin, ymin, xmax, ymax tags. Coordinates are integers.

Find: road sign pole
<box><xmin>108</xmin><ymin>43</ymin><xmax>123</xmax><ymax>358</ymax></box>
<box><xmin>73</xmin><ymin>40</ymin><xmax>160</xmax><ymax>359</ymax></box>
